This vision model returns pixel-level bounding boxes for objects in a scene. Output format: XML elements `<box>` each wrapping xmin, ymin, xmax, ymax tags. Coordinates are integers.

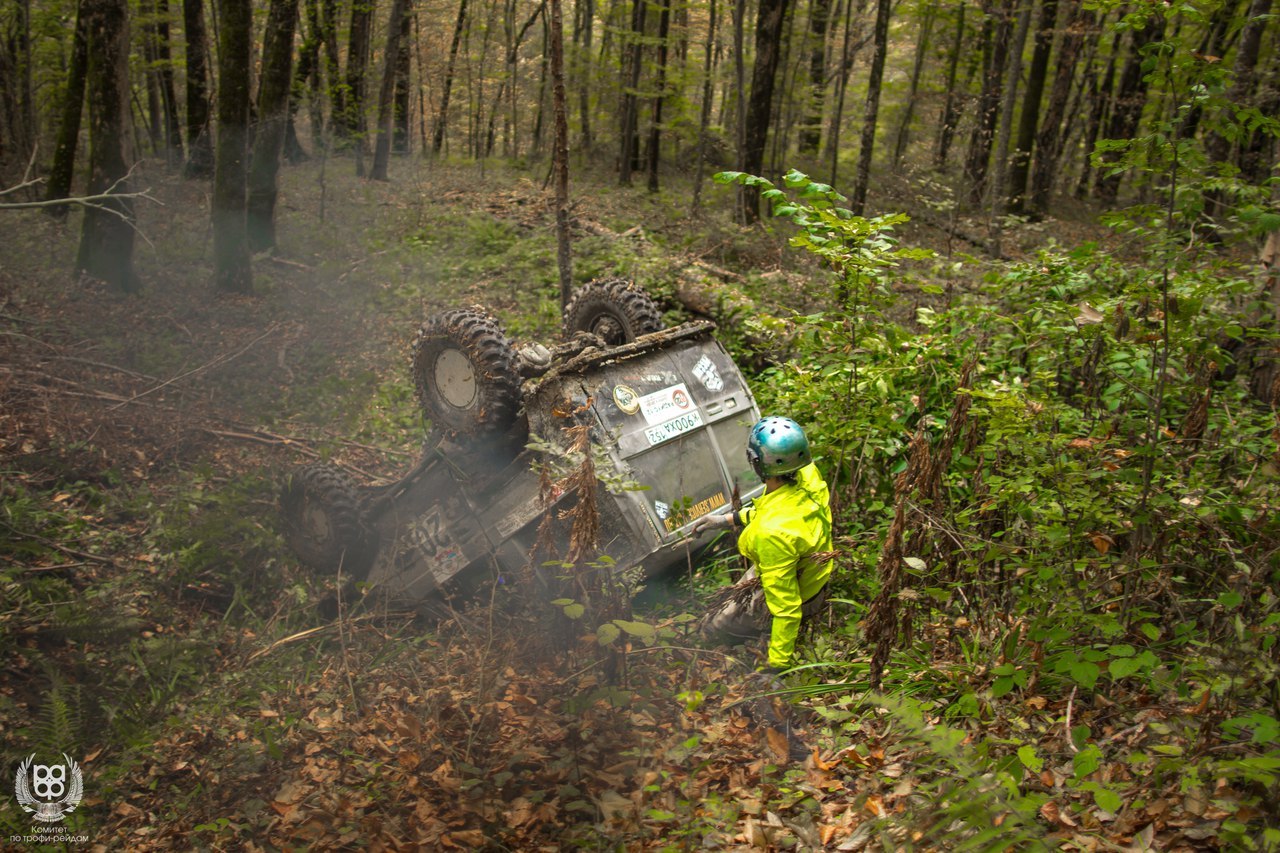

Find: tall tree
<box><xmin>212</xmin><ymin>0</ymin><xmax>252</xmax><ymax>293</ymax></box>
<box><xmin>246</xmin><ymin>0</ymin><xmax>298</xmax><ymax>251</ymax></box>
<box><xmin>1094</xmin><ymin>10</ymin><xmax>1165</xmax><ymax>204</ymax></box>
<box><xmin>646</xmin><ymin>0</ymin><xmax>672</xmax><ymax>192</ymax></box>
<box><xmin>75</xmin><ymin>0</ymin><xmax>138</xmax><ymax>292</ymax></box>
<box><xmin>740</xmin><ymin>0</ymin><xmax>792</xmax><ymax>222</ymax></box>
<box><xmin>618</xmin><ymin>0</ymin><xmax>647</xmax><ymax>184</ymax></box>
<box><xmin>341</xmin><ymin>0</ymin><xmax>376</xmax><ymax>169</ymax></box>
<box><xmin>320</xmin><ymin>0</ymin><xmax>344</xmax><ymax>134</ymax></box>
<box><xmin>892</xmin><ymin>0</ymin><xmax>937</xmax><ymax>168</ymax></box>
<box><xmin>549</xmin><ymin>0</ymin><xmax>572</xmax><ymax>308</ymax></box>
<box><xmin>433</xmin><ymin>0</ymin><xmax>468</xmax><ymax>153</ymax></box>
<box><xmin>371</xmin><ymin>0</ymin><xmax>410</xmax><ymax>179</ymax></box>
<box><xmin>181</xmin><ymin>0</ymin><xmax>214</xmax><ymax>177</ymax></box>
<box><xmin>392</xmin><ymin>0</ymin><xmax>413</xmax><ymax>153</ymax></box>
<box><xmin>933</xmin><ymin>0</ymin><xmax>967</xmax><ymax>169</ymax></box>
<box><xmin>1007</xmin><ymin>0</ymin><xmax>1057</xmax><ymax>212</ymax></box>
<box><xmin>46</xmin><ymin>0</ymin><xmax>89</xmax><ymax>215</ymax></box>
<box><xmin>573</xmin><ymin>0</ymin><xmax>594</xmax><ymax>148</ymax></box>
<box><xmin>962</xmin><ymin>0</ymin><xmax>1015</xmax><ymax>206</ymax></box>
<box><xmin>1028</xmin><ymin>0</ymin><xmax>1086</xmax><ymax>215</ymax></box>
<box><xmin>154</xmin><ymin>0</ymin><xmax>184</xmax><ymax>162</ymax></box>
<box><xmin>1203</xmin><ymin>0</ymin><xmax>1274</xmax><ymax>220</ymax></box>
<box><xmin>690</xmin><ymin>0</ymin><xmax>719</xmax><ymax>211</ymax></box>
<box><xmin>797</xmin><ymin>0</ymin><xmax>831</xmax><ymax>154</ymax></box>
<box><xmin>850</xmin><ymin>0</ymin><xmax>890</xmax><ymax>214</ymax></box>
<box><xmin>286</xmin><ymin>0</ymin><xmax>323</xmax><ymax>159</ymax></box>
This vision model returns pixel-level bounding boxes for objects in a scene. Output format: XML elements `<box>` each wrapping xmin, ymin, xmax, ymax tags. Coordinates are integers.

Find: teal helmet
<box><xmin>747</xmin><ymin>417</ymin><xmax>811</xmax><ymax>479</ymax></box>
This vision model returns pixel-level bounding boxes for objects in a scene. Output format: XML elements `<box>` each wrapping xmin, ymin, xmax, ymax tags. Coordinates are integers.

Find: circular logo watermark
<box><xmin>14</xmin><ymin>754</ymin><xmax>83</xmax><ymax>823</ymax></box>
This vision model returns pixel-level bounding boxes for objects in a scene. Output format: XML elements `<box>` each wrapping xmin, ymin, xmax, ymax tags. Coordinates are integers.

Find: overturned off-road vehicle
<box><xmin>281</xmin><ymin>279</ymin><xmax>762</xmax><ymax>608</ymax></box>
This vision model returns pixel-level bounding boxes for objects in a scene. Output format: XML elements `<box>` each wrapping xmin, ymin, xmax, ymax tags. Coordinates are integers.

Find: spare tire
<box><xmin>281</xmin><ymin>464</ymin><xmax>375</xmax><ymax>578</ymax></box>
<box><xmin>563</xmin><ymin>279</ymin><xmax>664</xmax><ymax>345</ymax></box>
<box><xmin>412</xmin><ymin>308</ymin><xmax>522</xmax><ymax>441</ymax></box>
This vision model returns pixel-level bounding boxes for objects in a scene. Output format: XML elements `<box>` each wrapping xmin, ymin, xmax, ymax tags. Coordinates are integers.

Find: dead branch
<box><xmin>0</xmin><ymin>520</ymin><xmax>119</xmax><ymax>567</ymax></box>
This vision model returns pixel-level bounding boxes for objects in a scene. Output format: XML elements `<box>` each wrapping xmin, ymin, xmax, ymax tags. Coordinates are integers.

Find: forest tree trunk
<box><xmin>433</xmin><ymin>0</ymin><xmax>468</xmax><ymax>153</ymax></box>
<box><xmin>182</xmin><ymin>0</ymin><xmax>214</xmax><ymax>177</ymax></box>
<box><xmin>371</xmin><ymin>0</ymin><xmax>410</xmax><ymax>179</ymax></box>
<box><xmin>962</xmin><ymin>0</ymin><xmax>1015</xmax><ymax>207</ymax></box>
<box><xmin>619</xmin><ymin>0</ymin><xmax>647</xmax><ymax>184</ymax></box>
<box><xmin>75</xmin><ymin>0</ymin><xmax>138</xmax><ymax>292</ymax></box>
<box><xmin>1094</xmin><ymin>12</ymin><xmax>1165</xmax><ymax>204</ymax></box>
<box><xmin>393</xmin><ymin>0</ymin><xmax>413</xmax><ymax>153</ymax></box>
<box><xmin>549</xmin><ymin>0</ymin><xmax>573</xmax><ymax>308</ymax></box>
<box><xmin>1007</xmin><ymin>0</ymin><xmax>1057</xmax><ymax>212</ymax></box>
<box><xmin>212</xmin><ymin>0</ymin><xmax>253</xmax><ymax>293</ymax></box>
<box><xmin>740</xmin><ymin>0</ymin><xmax>792</xmax><ymax>222</ymax></box>
<box><xmin>646</xmin><ymin>0</ymin><xmax>671</xmax><ymax>192</ymax></box>
<box><xmin>934</xmin><ymin>1</ymin><xmax>966</xmax><ymax>169</ymax></box>
<box><xmin>1028</xmin><ymin>0</ymin><xmax>1084</xmax><ymax>215</ymax></box>
<box><xmin>46</xmin><ymin>0</ymin><xmax>89</xmax><ymax>215</ymax></box>
<box><xmin>850</xmin><ymin>0</ymin><xmax>890</xmax><ymax>214</ymax></box>
<box><xmin>246</xmin><ymin>0</ymin><xmax>298</xmax><ymax>251</ymax></box>
<box><xmin>797</xmin><ymin>0</ymin><xmax>830</xmax><ymax>154</ymax></box>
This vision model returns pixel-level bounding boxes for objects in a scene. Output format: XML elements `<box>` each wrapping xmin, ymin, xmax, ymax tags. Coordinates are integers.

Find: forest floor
<box><xmin>0</xmin><ymin>155</ymin><xmax>1235</xmax><ymax>851</ymax></box>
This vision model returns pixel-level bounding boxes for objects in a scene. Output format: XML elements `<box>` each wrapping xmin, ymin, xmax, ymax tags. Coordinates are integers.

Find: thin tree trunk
<box><xmin>798</xmin><ymin>0</ymin><xmax>831</xmax><ymax>154</ymax></box>
<box><xmin>1095</xmin><ymin>12</ymin><xmax>1165</xmax><ymax>204</ymax></box>
<box><xmin>212</xmin><ymin>0</ymin><xmax>253</xmax><ymax>293</ymax></box>
<box><xmin>342</xmin><ymin>0</ymin><xmax>376</xmax><ymax>162</ymax></box>
<box><xmin>320</xmin><ymin>0</ymin><xmax>344</xmax><ymax>135</ymax></box>
<box><xmin>963</xmin><ymin>0</ymin><xmax>1015</xmax><ymax>207</ymax></box>
<box><xmin>371</xmin><ymin>0</ymin><xmax>410</xmax><ymax>179</ymax></box>
<box><xmin>46</xmin><ymin>0</ymin><xmax>89</xmax><ymax>216</ymax></box>
<box><xmin>1007</xmin><ymin>0</ymin><xmax>1056</xmax><ymax>211</ymax></box>
<box><xmin>182</xmin><ymin>0</ymin><xmax>214</xmax><ymax>177</ymax></box>
<box><xmin>733</xmin><ymin>0</ymin><xmax>747</xmax><ymax>211</ymax></box>
<box><xmin>1073</xmin><ymin>19</ymin><xmax>1118</xmax><ymax>198</ymax></box>
<box><xmin>934</xmin><ymin>1</ymin><xmax>966</xmax><ymax>169</ymax></box>
<box><xmin>1029</xmin><ymin>0</ymin><xmax>1084</xmax><ymax>215</ymax></box>
<box><xmin>575</xmin><ymin>0</ymin><xmax>594</xmax><ymax>148</ymax></box>
<box><xmin>433</xmin><ymin>0</ymin><xmax>468</xmax><ymax>153</ymax></box>
<box><xmin>287</xmin><ymin>0</ymin><xmax>322</xmax><ymax>160</ymax></box>
<box><xmin>740</xmin><ymin>0</ymin><xmax>793</xmax><ymax>222</ymax></box>
<box><xmin>247</xmin><ymin>0</ymin><xmax>298</xmax><ymax>250</ymax></box>
<box><xmin>619</xmin><ymin>0</ymin><xmax>647</xmax><ymax>184</ymax></box>
<box><xmin>827</xmin><ymin>0</ymin><xmax>858</xmax><ymax>185</ymax></box>
<box><xmin>154</xmin><ymin>0</ymin><xmax>184</xmax><ymax>163</ymax></box>
<box><xmin>393</xmin><ymin>0</ymin><xmax>413</xmax><ymax>153</ymax></box>
<box><xmin>690</xmin><ymin>0</ymin><xmax>719</xmax><ymax>211</ymax></box>
<box><xmin>989</xmin><ymin>0</ymin><xmax>1032</xmax><ymax>217</ymax></box>
<box><xmin>646</xmin><ymin>0</ymin><xmax>671</xmax><ymax>192</ymax></box>
<box><xmin>549</xmin><ymin>0</ymin><xmax>573</xmax><ymax>308</ymax></box>
<box><xmin>75</xmin><ymin>0</ymin><xmax>138</xmax><ymax>292</ymax></box>
<box><xmin>1204</xmin><ymin>0</ymin><xmax>1273</xmax><ymax>219</ymax></box>
<box><xmin>849</xmin><ymin>0</ymin><xmax>890</xmax><ymax>214</ymax></box>
<box><xmin>892</xmin><ymin>0</ymin><xmax>936</xmax><ymax>168</ymax></box>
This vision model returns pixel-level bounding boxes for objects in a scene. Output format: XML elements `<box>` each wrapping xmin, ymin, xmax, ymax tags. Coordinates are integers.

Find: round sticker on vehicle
<box><xmin>613</xmin><ymin>384</ymin><xmax>640</xmax><ymax>415</ymax></box>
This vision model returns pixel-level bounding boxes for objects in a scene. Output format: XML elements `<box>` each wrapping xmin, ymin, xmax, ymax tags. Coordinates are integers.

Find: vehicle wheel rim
<box><xmin>301</xmin><ymin>500</ymin><xmax>333</xmax><ymax>542</ymax></box>
<box><xmin>592</xmin><ymin>316</ymin><xmax>625</xmax><ymax>344</ymax></box>
<box><xmin>435</xmin><ymin>348</ymin><xmax>478</xmax><ymax>410</ymax></box>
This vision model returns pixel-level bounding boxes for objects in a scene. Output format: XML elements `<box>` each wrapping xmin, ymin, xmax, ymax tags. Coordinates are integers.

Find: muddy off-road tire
<box><xmin>412</xmin><ymin>308</ymin><xmax>522</xmax><ymax>441</ymax></box>
<box><xmin>280</xmin><ymin>464</ymin><xmax>375</xmax><ymax>578</ymax></box>
<box><xmin>563</xmin><ymin>279</ymin><xmax>665</xmax><ymax>345</ymax></box>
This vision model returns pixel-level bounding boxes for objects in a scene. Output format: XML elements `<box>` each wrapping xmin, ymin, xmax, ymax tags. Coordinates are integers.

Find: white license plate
<box><xmin>645</xmin><ymin>410</ymin><xmax>704</xmax><ymax>446</ymax></box>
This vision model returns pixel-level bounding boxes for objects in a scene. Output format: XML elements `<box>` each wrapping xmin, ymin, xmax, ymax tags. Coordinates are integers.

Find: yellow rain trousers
<box><xmin>736</xmin><ymin>463</ymin><xmax>833</xmax><ymax>668</ymax></box>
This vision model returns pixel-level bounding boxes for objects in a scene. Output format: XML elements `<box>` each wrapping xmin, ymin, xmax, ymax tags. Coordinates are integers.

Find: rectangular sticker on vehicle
<box><xmin>639</xmin><ymin>383</ymin><xmax>696</xmax><ymax>425</ymax></box>
<box><xmin>645</xmin><ymin>409</ymin><xmax>704</xmax><ymax>446</ymax></box>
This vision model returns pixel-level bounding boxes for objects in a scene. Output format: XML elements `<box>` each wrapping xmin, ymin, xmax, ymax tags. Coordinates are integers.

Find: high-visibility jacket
<box><xmin>735</xmin><ymin>462</ymin><xmax>833</xmax><ymax>668</ymax></box>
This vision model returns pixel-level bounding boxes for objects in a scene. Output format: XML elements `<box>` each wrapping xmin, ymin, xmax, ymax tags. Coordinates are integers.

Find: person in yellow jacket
<box><xmin>695</xmin><ymin>416</ymin><xmax>833</xmax><ymax>671</ymax></box>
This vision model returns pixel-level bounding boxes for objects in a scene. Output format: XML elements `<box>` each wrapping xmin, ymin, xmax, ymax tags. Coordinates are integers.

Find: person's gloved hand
<box><xmin>691</xmin><ymin>513</ymin><xmax>734</xmax><ymax>536</ymax></box>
